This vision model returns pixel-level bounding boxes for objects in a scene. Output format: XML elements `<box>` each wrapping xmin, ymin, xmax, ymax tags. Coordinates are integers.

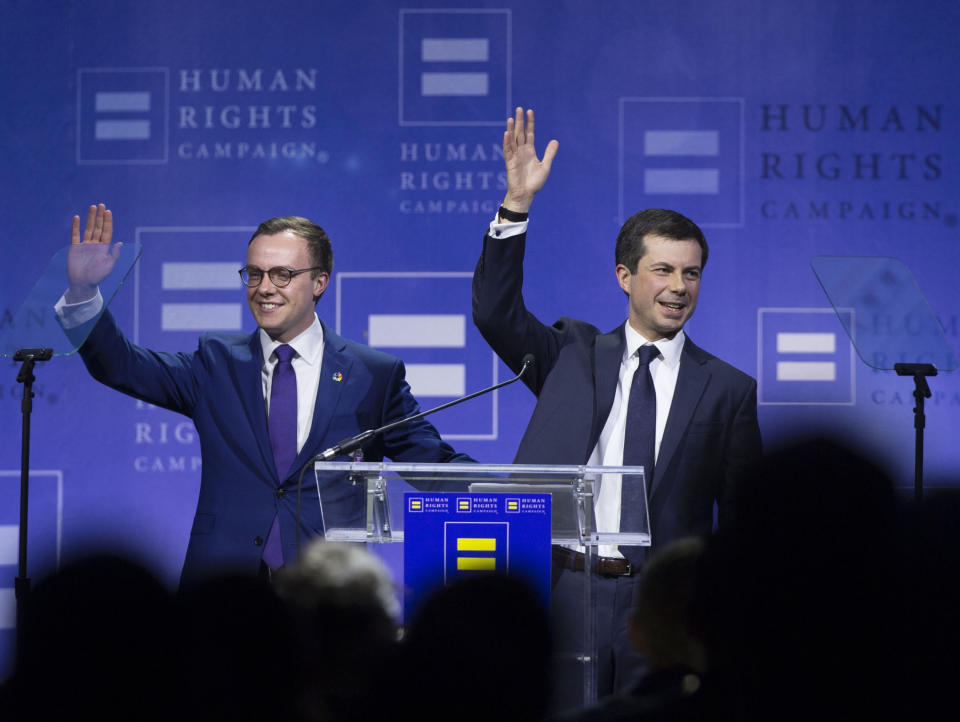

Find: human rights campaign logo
<box><xmin>77</xmin><ymin>68</ymin><xmax>169</xmax><ymax>164</ymax></box>
<box><xmin>399</xmin><ymin>9</ymin><xmax>510</xmax><ymax>126</ymax></box>
<box><xmin>336</xmin><ymin>272</ymin><xmax>498</xmax><ymax>440</ymax></box>
<box><xmin>444</xmin><ymin>522</ymin><xmax>508</xmax><ymax>582</ymax></box>
<box><xmin>132</xmin><ymin>227</ymin><xmax>255</xmax><ymax>350</ymax></box>
<box><xmin>758</xmin><ymin>308</ymin><xmax>856</xmax><ymax>405</ymax></box>
<box><xmin>619</xmin><ymin>97</ymin><xmax>744</xmax><ymax>227</ymax></box>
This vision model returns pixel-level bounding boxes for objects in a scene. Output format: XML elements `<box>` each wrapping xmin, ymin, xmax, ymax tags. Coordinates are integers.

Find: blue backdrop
<box><xmin>2</xmin><ymin>0</ymin><xmax>959</xmax><ymax>671</ymax></box>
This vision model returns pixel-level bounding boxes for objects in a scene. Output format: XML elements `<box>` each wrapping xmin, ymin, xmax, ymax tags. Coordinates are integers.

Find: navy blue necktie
<box><xmin>620</xmin><ymin>344</ymin><xmax>659</xmax><ymax>567</ymax></box>
<box><xmin>263</xmin><ymin>344</ymin><xmax>297</xmax><ymax>570</ymax></box>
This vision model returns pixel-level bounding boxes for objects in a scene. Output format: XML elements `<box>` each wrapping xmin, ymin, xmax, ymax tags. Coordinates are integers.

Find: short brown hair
<box><xmin>615</xmin><ymin>208</ymin><xmax>708</xmax><ymax>273</ymax></box>
<box><xmin>248</xmin><ymin>216</ymin><xmax>334</xmax><ymax>276</ymax></box>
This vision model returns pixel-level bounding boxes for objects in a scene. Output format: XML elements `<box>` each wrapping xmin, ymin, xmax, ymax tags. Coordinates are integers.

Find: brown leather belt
<box><xmin>552</xmin><ymin>546</ymin><xmax>634</xmax><ymax>577</ymax></box>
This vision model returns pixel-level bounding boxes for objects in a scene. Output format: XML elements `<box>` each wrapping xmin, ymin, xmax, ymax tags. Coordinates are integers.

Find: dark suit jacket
<box><xmin>80</xmin><ymin>310</ymin><xmax>471</xmax><ymax>586</ymax></box>
<box><xmin>473</xmin><ymin>231</ymin><xmax>761</xmax><ymax>550</ymax></box>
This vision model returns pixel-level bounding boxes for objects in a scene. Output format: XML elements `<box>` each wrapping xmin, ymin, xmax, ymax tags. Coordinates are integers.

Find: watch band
<box><xmin>497</xmin><ymin>205</ymin><xmax>529</xmax><ymax>222</ymax></box>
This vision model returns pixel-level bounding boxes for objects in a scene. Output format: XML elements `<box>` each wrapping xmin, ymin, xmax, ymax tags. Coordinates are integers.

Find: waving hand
<box><xmin>501</xmin><ymin>107</ymin><xmax>559</xmax><ymax>215</ymax></box>
<box><xmin>66</xmin><ymin>204</ymin><xmax>123</xmax><ymax>303</ymax></box>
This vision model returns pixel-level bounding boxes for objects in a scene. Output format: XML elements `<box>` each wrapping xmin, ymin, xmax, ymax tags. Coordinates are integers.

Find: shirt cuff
<box><xmin>54</xmin><ymin>288</ymin><xmax>104</xmax><ymax>329</ymax></box>
<box><xmin>488</xmin><ymin>218</ymin><xmax>528</xmax><ymax>239</ymax></box>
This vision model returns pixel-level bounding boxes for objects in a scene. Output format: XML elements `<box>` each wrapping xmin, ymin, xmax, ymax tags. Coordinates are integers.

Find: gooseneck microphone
<box><xmin>294</xmin><ymin>354</ymin><xmax>535</xmax><ymax>558</ymax></box>
<box><xmin>316</xmin><ymin>353</ymin><xmax>536</xmax><ymax>461</ymax></box>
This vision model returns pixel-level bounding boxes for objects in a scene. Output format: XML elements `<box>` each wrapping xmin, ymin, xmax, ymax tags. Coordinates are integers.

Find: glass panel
<box><xmin>811</xmin><ymin>255</ymin><xmax>958</xmax><ymax>372</ymax></box>
<box><xmin>0</xmin><ymin>242</ymin><xmax>142</xmax><ymax>357</ymax></box>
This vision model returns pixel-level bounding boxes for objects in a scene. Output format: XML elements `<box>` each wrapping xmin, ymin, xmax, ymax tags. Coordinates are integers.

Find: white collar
<box><xmin>259</xmin><ymin>314</ymin><xmax>324</xmax><ymax>366</ymax></box>
<box><xmin>623</xmin><ymin>322</ymin><xmax>685</xmax><ymax>369</ymax></box>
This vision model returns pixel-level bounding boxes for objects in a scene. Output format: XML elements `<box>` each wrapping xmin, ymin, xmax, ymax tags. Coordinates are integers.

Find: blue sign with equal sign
<box><xmin>399</xmin><ymin>9</ymin><xmax>510</xmax><ymax>126</ymax></box>
<box><xmin>77</xmin><ymin>67</ymin><xmax>169</xmax><ymax>164</ymax></box>
<box><xmin>758</xmin><ymin>308</ymin><xmax>855</xmax><ymax>405</ymax></box>
<box><xmin>403</xmin><ymin>492</ymin><xmax>551</xmax><ymax>620</ymax></box>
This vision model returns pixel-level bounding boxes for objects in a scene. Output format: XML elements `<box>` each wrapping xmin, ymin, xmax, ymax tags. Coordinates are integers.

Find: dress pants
<box><xmin>549</xmin><ymin>567</ymin><xmax>646</xmax><ymax>713</ymax></box>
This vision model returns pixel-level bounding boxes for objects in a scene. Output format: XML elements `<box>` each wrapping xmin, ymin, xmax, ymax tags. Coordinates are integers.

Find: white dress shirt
<box><xmin>588</xmin><ymin>323</ymin><xmax>684</xmax><ymax>556</ymax></box>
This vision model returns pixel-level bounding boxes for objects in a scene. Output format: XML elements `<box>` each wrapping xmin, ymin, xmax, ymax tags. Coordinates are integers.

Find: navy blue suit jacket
<box><xmin>473</xmin><ymin>232</ymin><xmax>761</xmax><ymax>550</ymax></box>
<box><xmin>80</xmin><ymin>310</ymin><xmax>471</xmax><ymax>586</ymax></box>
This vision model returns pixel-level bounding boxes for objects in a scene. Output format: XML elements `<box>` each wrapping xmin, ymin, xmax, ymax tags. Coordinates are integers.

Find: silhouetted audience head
<box><xmin>3</xmin><ymin>553</ymin><xmax>176</xmax><ymax>721</ymax></box>
<box><xmin>175</xmin><ymin>573</ymin><xmax>306</xmax><ymax>722</ymax></box>
<box><xmin>629</xmin><ymin>537</ymin><xmax>706</xmax><ymax>675</ymax></box>
<box><xmin>896</xmin><ymin>487</ymin><xmax>960</xmax><ymax>720</ymax></box>
<box><xmin>276</xmin><ymin>540</ymin><xmax>399</xmax><ymax>622</ymax></box>
<box><xmin>274</xmin><ymin>542</ymin><xmax>399</xmax><ymax>722</ymax></box>
<box><xmin>402</xmin><ymin>573</ymin><xmax>552</xmax><ymax>722</ymax></box>
<box><xmin>697</xmin><ymin>436</ymin><xmax>901</xmax><ymax>721</ymax></box>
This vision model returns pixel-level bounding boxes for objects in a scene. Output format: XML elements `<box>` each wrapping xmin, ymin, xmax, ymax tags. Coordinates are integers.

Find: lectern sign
<box><xmin>403</xmin><ymin>492</ymin><xmax>551</xmax><ymax>618</ymax></box>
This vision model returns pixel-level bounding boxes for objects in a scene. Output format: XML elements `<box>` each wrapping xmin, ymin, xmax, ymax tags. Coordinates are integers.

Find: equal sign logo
<box><xmin>643</xmin><ymin>130</ymin><xmax>720</xmax><ymax>195</ymax></box>
<box><xmin>776</xmin><ymin>332</ymin><xmax>837</xmax><ymax>382</ymax></box>
<box><xmin>455</xmin><ymin>536</ymin><xmax>497</xmax><ymax>570</ymax></box>
<box><xmin>368</xmin><ymin>314</ymin><xmax>466</xmax><ymax>398</ymax></box>
<box><xmin>77</xmin><ymin>68</ymin><xmax>168</xmax><ymax>164</ymax></box>
<box><xmin>620</xmin><ymin>98</ymin><xmax>744</xmax><ymax>227</ymax></box>
<box><xmin>420</xmin><ymin>38</ymin><xmax>489</xmax><ymax>97</ymax></box>
<box><xmin>758</xmin><ymin>308</ymin><xmax>855</xmax><ymax>405</ymax></box>
<box><xmin>444</xmin><ymin>522</ymin><xmax>508</xmax><ymax>581</ymax></box>
<box><xmin>159</xmin><ymin>262</ymin><xmax>243</xmax><ymax>333</ymax></box>
<box><xmin>399</xmin><ymin>9</ymin><xmax>510</xmax><ymax>126</ymax></box>
<box><xmin>94</xmin><ymin>91</ymin><xmax>152</xmax><ymax>140</ymax></box>
<box><xmin>336</xmin><ymin>273</ymin><xmax>497</xmax><ymax>439</ymax></box>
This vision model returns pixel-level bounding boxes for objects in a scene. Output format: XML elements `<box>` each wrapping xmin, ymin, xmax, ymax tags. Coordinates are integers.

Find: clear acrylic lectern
<box><xmin>313</xmin><ymin>461</ymin><xmax>650</xmax><ymax>706</ymax></box>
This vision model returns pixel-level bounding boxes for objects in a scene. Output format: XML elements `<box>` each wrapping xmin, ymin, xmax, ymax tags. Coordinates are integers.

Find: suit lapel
<box><xmin>653</xmin><ymin>337</ymin><xmax>711</xmax><ymax>499</ymax></box>
<box><xmin>234</xmin><ymin>332</ymin><xmax>277</xmax><ymax>479</ymax></box>
<box><xmin>590</xmin><ymin>326</ymin><xmax>625</xmax><ymax>452</ymax></box>
<box><xmin>288</xmin><ymin>321</ymin><xmax>354</xmax><ymax>480</ymax></box>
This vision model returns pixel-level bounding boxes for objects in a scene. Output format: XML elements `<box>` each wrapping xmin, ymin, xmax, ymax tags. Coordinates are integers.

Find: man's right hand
<box><xmin>500</xmin><ymin>107</ymin><xmax>559</xmax><ymax>216</ymax></box>
<box><xmin>66</xmin><ymin>203</ymin><xmax>123</xmax><ymax>303</ymax></box>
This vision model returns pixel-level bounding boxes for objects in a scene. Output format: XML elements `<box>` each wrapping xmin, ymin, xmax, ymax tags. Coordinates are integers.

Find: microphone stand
<box><xmin>294</xmin><ymin>355</ymin><xmax>535</xmax><ymax>559</ymax></box>
<box><xmin>894</xmin><ymin>362</ymin><xmax>937</xmax><ymax>501</ymax></box>
<box><xmin>13</xmin><ymin>347</ymin><xmax>53</xmax><ymax>625</ymax></box>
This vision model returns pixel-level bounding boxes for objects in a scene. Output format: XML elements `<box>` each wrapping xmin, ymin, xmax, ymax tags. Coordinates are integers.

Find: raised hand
<box><xmin>66</xmin><ymin>204</ymin><xmax>123</xmax><ymax>302</ymax></box>
<box><xmin>501</xmin><ymin>107</ymin><xmax>559</xmax><ymax>214</ymax></box>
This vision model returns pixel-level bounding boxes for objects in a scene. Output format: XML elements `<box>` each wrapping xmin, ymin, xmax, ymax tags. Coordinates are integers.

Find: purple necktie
<box><xmin>621</xmin><ymin>344</ymin><xmax>659</xmax><ymax>568</ymax></box>
<box><xmin>263</xmin><ymin>344</ymin><xmax>297</xmax><ymax>570</ymax></box>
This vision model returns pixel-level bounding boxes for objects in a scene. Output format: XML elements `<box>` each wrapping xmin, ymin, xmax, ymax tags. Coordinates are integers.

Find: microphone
<box><xmin>294</xmin><ymin>353</ymin><xmax>535</xmax><ymax>560</ymax></box>
<box><xmin>316</xmin><ymin>353</ymin><xmax>536</xmax><ymax>461</ymax></box>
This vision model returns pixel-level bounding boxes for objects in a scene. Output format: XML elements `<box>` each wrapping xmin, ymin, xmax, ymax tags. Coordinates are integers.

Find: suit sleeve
<box><xmin>78</xmin><ymin>309</ymin><xmax>202</xmax><ymax>416</ymax></box>
<box><xmin>473</xmin><ymin>231</ymin><xmax>580</xmax><ymax>396</ymax></box>
<box><xmin>377</xmin><ymin>357</ymin><xmax>474</xmax><ymax>464</ymax></box>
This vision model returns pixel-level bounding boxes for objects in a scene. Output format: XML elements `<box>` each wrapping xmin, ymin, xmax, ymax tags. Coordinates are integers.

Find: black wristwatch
<box><xmin>497</xmin><ymin>205</ymin><xmax>529</xmax><ymax>222</ymax></box>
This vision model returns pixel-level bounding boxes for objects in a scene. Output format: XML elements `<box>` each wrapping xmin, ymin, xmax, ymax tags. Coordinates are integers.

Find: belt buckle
<box><xmin>617</xmin><ymin>559</ymin><xmax>633</xmax><ymax>577</ymax></box>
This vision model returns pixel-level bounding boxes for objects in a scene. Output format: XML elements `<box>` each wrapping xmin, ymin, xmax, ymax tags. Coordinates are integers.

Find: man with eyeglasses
<box><xmin>57</xmin><ymin>205</ymin><xmax>472</xmax><ymax>587</ymax></box>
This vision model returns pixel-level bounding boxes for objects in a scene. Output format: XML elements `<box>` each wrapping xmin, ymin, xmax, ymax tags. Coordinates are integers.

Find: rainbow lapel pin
<box><xmin>332</xmin><ymin>371</ymin><xmax>343</xmax><ymax>382</ymax></box>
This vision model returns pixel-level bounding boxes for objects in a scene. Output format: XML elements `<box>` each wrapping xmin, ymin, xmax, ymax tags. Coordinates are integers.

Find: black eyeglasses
<box><xmin>238</xmin><ymin>266</ymin><xmax>324</xmax><ymax>288</ymax></box>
